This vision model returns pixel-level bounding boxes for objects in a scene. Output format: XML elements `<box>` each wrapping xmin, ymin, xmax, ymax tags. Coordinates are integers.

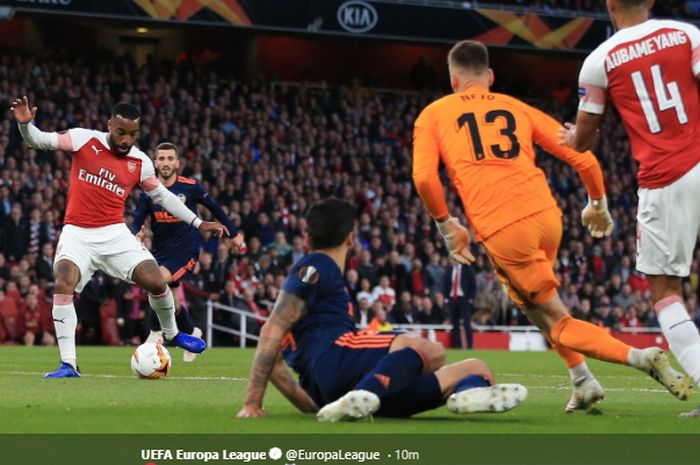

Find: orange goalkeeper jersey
<box><xmin>413</xmin><ymin>85</ymin><xmax>605</xmax><ymax>241</ymax></box>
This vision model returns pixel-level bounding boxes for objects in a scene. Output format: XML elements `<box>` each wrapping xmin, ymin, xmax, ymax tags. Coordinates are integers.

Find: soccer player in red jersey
<box><xmin>561</xmin><ymin>0</ymin><xmax>700</xmax><ymax>415</ymax></box>
<box><xmin>11</xmin><ymin>96</ymin><xmax>226</xmax><ymax>378</ymax></box>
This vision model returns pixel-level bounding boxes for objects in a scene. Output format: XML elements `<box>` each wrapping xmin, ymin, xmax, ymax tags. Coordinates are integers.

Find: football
<box><xmin>130</xmin><ymin>343</ymin><xmax>172</xmax><ymax>379</ymax></box>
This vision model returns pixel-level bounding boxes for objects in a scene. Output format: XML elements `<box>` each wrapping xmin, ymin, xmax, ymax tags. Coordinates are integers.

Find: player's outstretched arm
<box><xmin>270</xmin><ymin>355</ymin><xmax>318</xmax><ymax>414</ymax></box>
<box><xmin>196</xmin><ymin>185</ymin><xmax>245</xmax><ymax>249</ymax></box>
<box><xmin>140</xmin><ymin>167</ymin><xmax>227</xmax><ymax>237</ymax></box>
<box><xmin>11</xmin><ymin>96</ymin><xmax>73</xmax><ymax>151</ymax></box>
<box><xmin>530</xmin><ymin>106</ymin><xmax>613</xmax><ymax>238</ymax></box>
<box><xmin>237</xmin><ymin>290</ymin><xmax>307</xmax><ymax>418</ymax></box>
<box><xmin>559</xmin><ymin>111</ymin><xmax>602</xmax><ymax>152</ymax></box>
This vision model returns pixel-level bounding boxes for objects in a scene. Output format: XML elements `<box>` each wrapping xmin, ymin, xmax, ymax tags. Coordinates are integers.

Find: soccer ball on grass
<box><xmin>131</xmin><ymin>342</ymin><xmax>171</xmax><ymax>379</ymax></box>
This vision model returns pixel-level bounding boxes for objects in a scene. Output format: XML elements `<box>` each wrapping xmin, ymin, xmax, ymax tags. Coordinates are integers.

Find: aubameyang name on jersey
<box><xmin>78</xmin><ymin>168</ymin><xmax>126</xmax><ymax>197</ymax></box>
<box><xmin>606</xmin><ymin>30</ymin><xmax>688</xmax><ymax>72</ymax></box>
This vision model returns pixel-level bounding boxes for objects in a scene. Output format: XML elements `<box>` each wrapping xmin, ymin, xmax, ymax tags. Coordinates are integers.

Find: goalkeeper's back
<box><xmin>413</xmin><ymin>85</ymin><xmax>604</xmax><ymax>241</ymax></box>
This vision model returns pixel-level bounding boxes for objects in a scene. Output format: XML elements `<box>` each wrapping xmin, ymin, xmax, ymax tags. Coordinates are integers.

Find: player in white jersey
<box><xmin>11</xmin><ymin>97</ymin><xmax>227</xmax><ymax>378</ymax></box>
<box><xmin>560</xmin><ymin>0</ymin><xmax>700</xmax><ymax>416</ymax></box>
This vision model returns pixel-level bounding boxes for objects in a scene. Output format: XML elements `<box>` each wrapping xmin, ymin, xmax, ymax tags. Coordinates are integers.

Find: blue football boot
<box><xmin>44</xmin><ymin>362</ymin><xmax>81</xmax><ymax>379</ymax></box>
<box><xmin>165</xmin><ymin>331</ymin><xmax>207</xmax><ymax>354</ymax></box>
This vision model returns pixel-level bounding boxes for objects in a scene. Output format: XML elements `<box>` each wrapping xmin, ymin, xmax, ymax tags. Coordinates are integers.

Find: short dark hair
<box><xmin>448</xmin><ymin>40</ymin><xmax>489</xmax><ymax>74</ymax></box>
<box><xmin>111</xmin><ymin>102</ymin><xmax>141</xmax><ymax>120</ymax></box>
<box><xmin>155</xmin><ymin>142</ymin><xmax>180</xmax><ymax>157</ymax></box>
<box><xmin>305</xmin><ymin>198</ymin><xmax>355</xmax><ymax>250</ymax></box>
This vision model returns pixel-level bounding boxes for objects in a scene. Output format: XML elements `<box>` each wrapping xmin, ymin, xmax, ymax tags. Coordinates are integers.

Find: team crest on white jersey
<box><xmin>127</xmin><ymin>161</ymin><xmax>137</xmax><ymax>173</ymax></box>
<box><xmin>298</xmin><ymin>266</ymin><xmax>320</xmax><ymax>284</ymax></box>
<box><xmin>91</xmin><ymin>144</ymin><xmax>102</xmax><ymax>156</ymax></box>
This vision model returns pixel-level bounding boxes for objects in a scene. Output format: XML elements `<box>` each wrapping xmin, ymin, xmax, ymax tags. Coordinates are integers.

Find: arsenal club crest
<box><xmin>127</xmin><ymin>161</ymin><xmax>137</xmax><ymax>173</ymax></box>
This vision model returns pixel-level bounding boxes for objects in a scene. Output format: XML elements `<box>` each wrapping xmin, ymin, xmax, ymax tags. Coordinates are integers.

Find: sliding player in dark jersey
<box><xmin>237</xmin><ymin>198</ymin><xmax>526</xmax><ymax>421</ymax></box>
<box><xmin>132</xmin><ymin>142</ymin><xmax>243</xmax><ymax>361</ymax></box>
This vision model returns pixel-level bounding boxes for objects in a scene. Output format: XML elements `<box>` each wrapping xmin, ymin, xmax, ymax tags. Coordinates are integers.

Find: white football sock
<box><xmin>569</xmin><ymin>362</ymin><xmax>592</xmax><ymax>385</ymax></box>
<box><xmin>627</xmin><ymin>348</ymin><xmax>643</xmax><ymax>368</ymax></box>
<box><xmin>657</xmin><ymin>297</ymin><xmax>700</xmax><ymax>385</ymax></box>
<box><xmin>149</xmin><ymin>287</ymin><xmax>178</xmax><ymax>340</ymax></box>
<box><xmin>52</xmin><ymin>294</ymin><xmax>77</xmax><ymax>369</ymax></box>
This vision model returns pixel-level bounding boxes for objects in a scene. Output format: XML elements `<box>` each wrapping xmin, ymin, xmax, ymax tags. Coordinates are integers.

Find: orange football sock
<box><xmin>547</xmin><ymin>335</ymin><xmax>586</xmax><ymax>368</ymax></box>
<box><xmin>551</xmin><ymin>315</ymin><xmax>631</xmax><ymax>365</ymax></box>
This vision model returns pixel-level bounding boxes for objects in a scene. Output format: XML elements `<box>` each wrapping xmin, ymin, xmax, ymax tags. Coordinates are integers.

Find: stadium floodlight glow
<box><xmin>136</xmin><ymin>27</ymin><xmax>148</xmax><ymax>34</ymax></box>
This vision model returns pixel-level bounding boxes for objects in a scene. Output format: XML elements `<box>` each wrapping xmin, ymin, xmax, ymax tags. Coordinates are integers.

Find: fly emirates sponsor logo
<box><xmin>606</xmin><ymin>30</ymin><xmax>688</xmax><ymax>72</ymax></box>
<box><xmin>78</xmin><ymin>167</ymin><xmax>126</xmax><ymax>197</ymax></box>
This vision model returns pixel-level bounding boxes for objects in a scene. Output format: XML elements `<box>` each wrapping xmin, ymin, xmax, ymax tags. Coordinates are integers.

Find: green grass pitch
<box><xmin>1</xmin><ymin>346</ymin><xmax>699</xmax><ymax>433</ymax></box>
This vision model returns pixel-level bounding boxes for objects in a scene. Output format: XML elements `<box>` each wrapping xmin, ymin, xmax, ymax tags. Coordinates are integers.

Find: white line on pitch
<box><xmin>4</xmin><ymin>370</ymin><xmax>674</xmax><ymax>393</ymax></box>
<box><xmin>498</xmin><ymin>372</ymin><xmax>654</xmax><ymax>381</ymax></box>
<box><xmin>4</xmin><ymin>371</ymin><xmax>248</xmax><ymax>381</ymax></box>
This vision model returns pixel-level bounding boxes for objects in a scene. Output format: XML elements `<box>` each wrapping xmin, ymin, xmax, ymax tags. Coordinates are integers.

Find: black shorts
<box><xmin>155</xmin><ymin>254</ymin><xmax>197</xmax><ymax>284</ymax></box>
<box><xmin>301</xmin><ymin>331</ymin><xmax>400</xmax><ymax>407</ymax></box>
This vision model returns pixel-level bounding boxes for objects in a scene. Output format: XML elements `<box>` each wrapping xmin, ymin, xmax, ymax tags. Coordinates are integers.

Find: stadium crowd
<box><xmin>1</xmin><ymin>48</ymin><xmax>700</xmax><ymax>347</ymax></box>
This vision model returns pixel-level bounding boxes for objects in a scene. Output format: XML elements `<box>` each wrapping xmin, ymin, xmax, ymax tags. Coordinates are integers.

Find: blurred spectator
<box><xmin>0</xmin><ymin>254</ymin><xmax>10</xmax><ymax>286</ymax></box>
<box><xmin>573</xmin><ymin>298</ymin><xmax>592</xmax><ymax>322</ymax></box>
<box><xmin>425</xmin><ymin>253</ymin><xmax>446</xmax><ymax>296</ymax></box>
<box><xmin>367</xmin><ymin>302</ymin><xmax>393</xmax><ymax>332</ymax></box>
<box><xmin>357</xmin><ymin>250</ymin><xmax>378</xmax><ymax>286</ymax></box>
<box><xmin>418</xmin><ymin>296</ymin><xmax>445</xmax><ymax>324</ymax></box>
<box><xmin>356</xmin><ymin>278</ymin><xmax>375</xmax><ymax>306</ymax></box>
<box><xmin>0</xmin><ymin>289</ymin><xmax>19</xmax><ymax>343</ymax></box>
<box><xmin>612</xmin><ymin>283</ymin><xmax>636</xmax><ymax>311</ymax></box>
<box><xmin>0</xmin><ymin>186</ymin><xmax>13</xmax><ymax>222</ymax></box>
<box><xmin>17</xmin><ymin>292</ymin><xmax>55</xmax><ymax>346</ymax></box>
<box><xmin>286</xmin><ymin>236</ymin><xmax>306</xmax><ymax>266</ymax></box>
<box><xmin>383</xmin><ymin>251</ymin><xmax>408</xmax><ymax>295</ymax></box>
<box><xmin>444</xmin><ymin>263</ymin><xmax>476</xmax><ymax>349</ymax></box>
<box><xmin>372</xmin><ymin>275</ymin><xmax>397</xmax><ymax>308</ymax></box>
<box><xmin>346</xmin><ymin>269</ymin><xmax>361</xmax><ymax>305</ymax></box>
<box><xmin>354</xmin><ymin>297</ymin><xmax>373</xmax><ymax>328</ymax></box>
<box><xmin>561</xmin><ymin>283</ymin><xmax>581</xmax><ymax>312</ymax></box>
<box><xmin>2</xmin><ymin>205</ymin><xmax>28</xmax><ymax>262</ymax></box>
<box><xmin>409</xmin><ymin>257</ymin><xmax>429</xmax><ymax>296</ymax></box>
<box><xmin>392</xmin><ymin>291</ymin><xmax>419</xmax><ymax>324</ymax></box>
<box><xmin>36</xmin><ymin>243</ymin><xmax>54</xmax><ymax>284</ymax></box>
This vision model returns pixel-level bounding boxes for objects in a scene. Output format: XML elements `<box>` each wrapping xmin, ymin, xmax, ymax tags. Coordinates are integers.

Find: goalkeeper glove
<box><xmin>582</xmin><ymin>195</ymin><xmax>614</xmax><ymax>238</ymax></box>
<box><xmin>435</xmin><ymin>216</ymin><xmax>475</xmax><ymax>265</ymax></box>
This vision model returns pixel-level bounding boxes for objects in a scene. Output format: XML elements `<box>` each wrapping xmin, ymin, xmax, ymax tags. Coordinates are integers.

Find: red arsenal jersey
<box><xmin>58</xmin><ymin>128</ymin><xmax>155</xmax><ymax>227</ymax></box>
<box><xmin>579</xmin><ymin>20</ymin><xmax>700</xmax><ymax>189</ymax></box>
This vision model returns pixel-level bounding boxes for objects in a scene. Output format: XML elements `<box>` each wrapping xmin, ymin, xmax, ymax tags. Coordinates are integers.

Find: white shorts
<box><xmin>636</xmin><ymin>162</ymin><xmax>700</xmax><ymax>277</ymax></box>
<box><xmin>55</xmin><ymin>223</ymin><xmax>155</xmax><ymax>292</ymax></box>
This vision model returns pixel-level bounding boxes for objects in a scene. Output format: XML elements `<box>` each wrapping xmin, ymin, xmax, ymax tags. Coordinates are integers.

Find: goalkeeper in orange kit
<box><xmin>412</xmin><ymin>40</ymin><xmax>692</xmax><ymax>412</ymax></box>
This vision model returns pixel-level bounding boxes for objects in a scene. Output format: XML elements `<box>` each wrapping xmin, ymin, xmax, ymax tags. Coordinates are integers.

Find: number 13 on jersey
<box><xmin>456</xmin><ymin>110</ymin><xmax>521</xmax><ymax>161</ymax></box>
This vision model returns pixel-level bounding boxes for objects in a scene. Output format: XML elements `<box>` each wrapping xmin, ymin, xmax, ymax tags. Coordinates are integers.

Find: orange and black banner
<box><xmin>7</xmin><ymin>0</ymin><xmax>613</xmax><ymax>52</ymax></box>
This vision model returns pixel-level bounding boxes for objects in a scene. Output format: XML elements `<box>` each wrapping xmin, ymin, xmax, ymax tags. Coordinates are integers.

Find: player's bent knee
<box><xmin>392</xmin><ymin>335</ymin><xmax>445</xmax><ymax>372</ymax></box>
<box><xmin>132</xmin><ymin>260</ymin><xmax>167</xmax><ymax>294</ymax></box>
<box><xmin>54</xmin><ymin>260</ymin><xmax>80</xmax><ymax>294</ymax></box>
<box><xmin>456</xmin><ymin>358</ymin><xmax>493</xmax><ymax>383</ymax></box>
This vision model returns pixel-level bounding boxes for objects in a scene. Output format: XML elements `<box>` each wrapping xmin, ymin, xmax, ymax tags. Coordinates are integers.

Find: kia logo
<box><xmin>337</xmin><ymin>1</ymin><xmax>378</xmax><ymax>34</ymax></box>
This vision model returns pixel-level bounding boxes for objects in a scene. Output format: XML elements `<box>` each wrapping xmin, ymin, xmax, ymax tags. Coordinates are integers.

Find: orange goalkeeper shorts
<box><xmin>482</xmin><ymin>207</ymin><xmax>562</xmax><ymax>308</ymax></box>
